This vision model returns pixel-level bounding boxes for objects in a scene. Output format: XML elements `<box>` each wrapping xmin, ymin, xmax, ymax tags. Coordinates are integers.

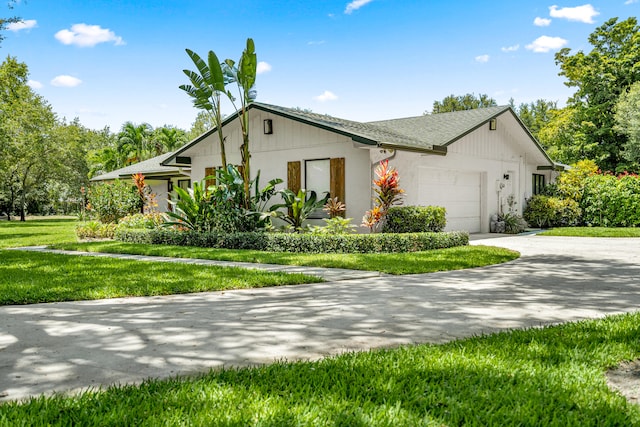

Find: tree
<box><xmin>117</xmin><ymin>121</ymin><xmax>152</xmax><ymax>164</ymax></box>
<box><xmin>180</xmin><ymin>48</ymin><xmax>230</xmax><ymax>169</ymax></box>
<box><xmin>154</xmin><ymin>125</ymin><xmax>187</xmax><ymax>153</ymax></box>
<box><xmin>181</xmin><ymin>38</ymin><xmax>258</xmax><ymax>208</ymax></box>
<box><xmin>515</xmin><ymin>100</ymin><xmax>558</xmax><ymax>141</ymax></box>
<box><xmin>554</xmin><ymin>17</ymin><xmax>640</xmax><ymax>172</ymax></box>
<box><xmin>614</xmin><ymin>81</ymin><xmax>640</xmax><ymax>166</ymax></box>
<box><xmin>187</xmin><ymin>110</ymin><xmax>215</xmax><ymax>140</ymax></box>
<box><xmin>0</xmin><ymin>56</ymin><xmax>57</xmax><ymax>220</ymax></box>
<box><xmin>0</xmin><ymin>1</ymin><xmax>21</xmax><ymax>47</ymax></box>
<box><xmin>222</xmin><ymin>38</ymin><xmax>258</xmax><ymax>209</ymax></box>
<box><xmin>429</xmin><ymin>93</ymin><xmax>497</xmax><ymax>114</ymax></box>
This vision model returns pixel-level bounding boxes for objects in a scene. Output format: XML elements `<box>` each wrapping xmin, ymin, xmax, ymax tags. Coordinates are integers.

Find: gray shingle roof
<box><xmin>91</xmin><ymin>151</ymin><xmax>188</xmax><ymax>181</ymax></box>
<box><xmin>252</xmin><ymin>103</ymin><xmax>437</xmax><ymax>151</ymax></box>
<box><xmin>369</xmin><ymin>106</ymin><xmax>511</xmax><ymax>147</ymax></box>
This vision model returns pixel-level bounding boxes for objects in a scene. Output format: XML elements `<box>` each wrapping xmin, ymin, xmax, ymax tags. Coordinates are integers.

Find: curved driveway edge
<box><xmin>2</xmin><ymin>235</ymin><xmax>640</xmax><ymax>401</ymax></box>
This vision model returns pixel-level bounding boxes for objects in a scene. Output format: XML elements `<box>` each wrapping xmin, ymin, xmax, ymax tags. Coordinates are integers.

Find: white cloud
<box><xmin>475</xmin><ymin>54</ymin><xmax>490</xmax><ymax>63</ymax></box>
<box><xmin>625</xmin><ymin>0</ymin><xmax>638</xmax><ymax>4</ymax></box>
<box><xmin>27</xmin><ymin>80</ymin><xmax>43</xmax><ymax>89</ymax></box>
<box><xmin>55</xmin><ymin>23</ymin><xmax>125</xmax><ymax>47</ymax></box>
<box><xmin>7</xmin><ymin>19</ymin><xmax>37</xmax><ymax>32</ymax></box>
<box><xmin>51</xmin><ymin>75</ymin><xmax>82</xmax><ymax>87</ymax></box>
<box><xmin>256</xmin><ymin>61</ymin><xmax>272</xmax><ymax>74</ymax></box>
<box><xmin>345</xmin><ymin>0</ymin><xmax>373</xmax><ymax>14</ymax></box>
<box><xmin>314</xmin><ymin>90</ymin><xmax>338</xmax><ymax>102</ymax></box>
<box><xmin>501</xmin><ymin>44</ymin><xmax>520</xmax><ymax>52</ymax></box>
<box><xmin>549</xmin><ymin>4</ymin><xmax>599</xmax><ymax>24</ymax></box>
<box><xmin>526</xmin><ymin>35</ymin><xmax>568</xmax><ymax>53</ymax></box>
<box><xmin>307</xmin><ymin>40</ymin><xmax>326</xmax><ymax>46</ymax></box>
<box><xmin>534</xmin><ymin>17</ymin><xmax>552</xmax><ymax>27</ymax></box>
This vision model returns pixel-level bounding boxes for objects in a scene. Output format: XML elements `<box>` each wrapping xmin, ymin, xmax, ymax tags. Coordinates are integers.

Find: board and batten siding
<box><xmin>180</xmin><ymin>110</ymin><xmax>371</xmax><ymax>221</ymax></box>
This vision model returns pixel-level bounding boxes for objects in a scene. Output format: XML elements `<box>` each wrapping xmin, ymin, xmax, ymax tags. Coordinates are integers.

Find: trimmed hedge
<box><xmin>382</xmin><ymin>206</ymin><xmax>446</xmax><ymax>233</ymax></box>
<box><xmin>116</xmin><ymin>229</ymin><xmax>469</xmax><ymax>254</ymax></box>
<box><xmin>523</xmin><ymin>195</ymin><xmax>581</xmax><ymax>228</ymax></box>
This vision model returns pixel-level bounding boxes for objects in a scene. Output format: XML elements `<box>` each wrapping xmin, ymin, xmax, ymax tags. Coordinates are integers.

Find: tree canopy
<box><xmin>554</xmin><ymin>17</ymin><xmax>640</xmax><ymax>172</ymax></box>
<box><xmin>429</xmin><ymin>93</ymin><xmax>497</xmax><ymax>114</ymax></box>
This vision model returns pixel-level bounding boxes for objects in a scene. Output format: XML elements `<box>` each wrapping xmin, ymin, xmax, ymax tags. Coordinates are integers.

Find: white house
<box><xmin>156</xmin><ymin>103</ymin><xmax>561</xmax><ymax>233</ymax></box>
<box><xmin>90</xmin><ymin>151</ymin><xmax>191</xmax><ymax>212</ymax></box>
<box><xmin>93</xmin><ymin>103</ymin><xmax>561</xmax><ymax>232</ymax></box>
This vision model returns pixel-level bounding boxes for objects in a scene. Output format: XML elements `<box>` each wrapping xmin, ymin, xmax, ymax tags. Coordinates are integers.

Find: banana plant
<box><xmin>222</xmin><ymin>38</ymin><xmax>257</xmax><ymax>209</ymax></box>
<box><xmin>180</xmin><ymin>49</ymin><xmax>230</xmax><ymax>169</ymax></box>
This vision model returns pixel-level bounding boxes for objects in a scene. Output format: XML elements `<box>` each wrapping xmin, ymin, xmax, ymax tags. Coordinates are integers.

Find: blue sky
<box><xmin>3</xmin><ymin>0</ymin><xmax>639</xmax><ymax>132</ymax></box>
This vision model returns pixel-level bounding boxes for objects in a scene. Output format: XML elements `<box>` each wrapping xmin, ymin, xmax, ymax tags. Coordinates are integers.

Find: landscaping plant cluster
<box><xmin>78</xmin><ymin>161</ymin><xmax>463</xmax><ymax>253</ymax></box>
<box><xmin>524</xmin><ymin>159</ymin><xmax>640</xmax><ymax>228</ymax></box>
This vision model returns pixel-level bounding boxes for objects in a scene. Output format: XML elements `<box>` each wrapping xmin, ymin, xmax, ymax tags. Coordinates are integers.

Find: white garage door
<box><xmin>418</xmin><ymin>168</ymin><xmax>481</xmax><ymax>232</ymax></box>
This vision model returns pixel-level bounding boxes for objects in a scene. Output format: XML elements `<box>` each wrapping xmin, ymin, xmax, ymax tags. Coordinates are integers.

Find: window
<box><xmin>305</xmin><ymin>159</ymin><xmax>330</xmax><ymax>218</ymax></box>
<box><xmin>287</xmin><ymin>157</ymin><xmax>345</xmax><ymax>217</ymax></box>
<box><xmin>177</xmin><ymin>179</ymin><xmax>190</xmax><ymax>191</ymax></box>
<box><xmin>533</xmin><ymin>174</ymin><xmax>546</xmax><ymax>195</ymax></box>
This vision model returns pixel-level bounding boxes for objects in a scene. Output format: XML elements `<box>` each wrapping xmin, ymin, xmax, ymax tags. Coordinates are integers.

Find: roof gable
<box><xmin>91</xmin><ymin>151</ymin><xmax>189</xmax><ymax>181</ymax></box>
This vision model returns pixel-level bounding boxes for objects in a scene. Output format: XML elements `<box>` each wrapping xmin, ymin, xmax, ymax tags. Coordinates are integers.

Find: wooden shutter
<box><xmin>330</xmin><ymin>157</ymin><xmax>345</xmax><ymax>216</ymax></box>
<box><xmin>204</xmin><ymin>167</ymin><xmax>216</xmax><ymax>190</ymax></box>
<box><xmin>287</xmin><ymin>161</ymin><xmax>301</xmax><ymax>194</ymax></box>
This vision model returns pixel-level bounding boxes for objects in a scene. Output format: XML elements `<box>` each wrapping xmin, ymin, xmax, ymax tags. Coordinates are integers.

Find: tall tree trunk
<box><xmin>19</xmin><ymin>190</ymin><xmax>25</xmax><ymax>221</ymax></box>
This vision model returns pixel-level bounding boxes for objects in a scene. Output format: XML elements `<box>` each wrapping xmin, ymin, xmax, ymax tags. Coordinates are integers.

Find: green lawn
<box><xmin>1</xmin><ymin>312</ymin><xmax>638</xmax><ymax>425</ymax></box>
<box><xmin>51</xmin><ymin>241</ymin><xmax>520</xmax><ymax>275</ymax></box>
<box><xmin>0</xmin><ymin>218</ymin><xmax>77</xmax><ymax>249</ymax></box>
<box><xmin>538</xmin><ymin>227</ymin><xmax>640</xmax><ymax>237</ymax></box>
<box><xmin>0</xmin><ymin>250</ymin><xmax>321</xmax><ymax>305</ymax></box>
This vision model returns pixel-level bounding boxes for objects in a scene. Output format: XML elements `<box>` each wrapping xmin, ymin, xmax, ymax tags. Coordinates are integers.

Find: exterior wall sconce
<box><xmin>489</xmin><ymin>118</ymin><xmax>497</xmax><ymax>131</ymax></box>
<box><xmin>263</xmin><ymin>119</ymin><xmax>273</xmax><ymax>134</ymax></box>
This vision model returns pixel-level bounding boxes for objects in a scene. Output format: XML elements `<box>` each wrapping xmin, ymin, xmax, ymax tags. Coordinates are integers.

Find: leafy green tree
<box><xmin>117</xmin><ymin>122</ymin><xmax>152</xmax><ymax>164</ymax></box>
<box><xmin>515</xmin><ymin>100</ymin><xmax>558</xmax><ymax>141</ymax></box>
<box><xmin>187</xmin><ymin>111</ymin><xmax>215</xmax><ymax>140</ymax></box>
<box><xmin>0</xmin><ymin>1</ymin><xmax>20</xmax><ymax>47</ymax></box>
<box><xmin>429</xmin><ymin>93</ymin><xmax>497</xmax><ymax>114</ymax></box>
<box><xmin>614</xmin><ymin>81</ymin><xmax>640</xmax><ymax>166</ymax></box>
<box><xmin>0</xmin><ymin>56</ymin><xmax>57</xmax><ymax>221</ymax></box>
<box><xmin>154</xmin><ymin>126</ymin><xmax>187</xmax><ymax>153</ymax></box>
<box><xmin>554</xmin><ymin>17</ymin><xmax>640</xmax><ymax>172</ymax></box>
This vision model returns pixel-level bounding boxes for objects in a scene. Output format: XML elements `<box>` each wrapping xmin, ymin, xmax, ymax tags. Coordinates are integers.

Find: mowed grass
<box><xmin>0</xmin><ymin>250</ymin><xmax>321</xmax><ymax>305</ymax></box>
<box><xmin>2</xmin><ymin>312</ymin><xmax>639</xmax><ymax>425</ymax></box>
<box><xmin>538</xmin><ymin>227</ymin><xmax>640</xmax><ymax>237</ymax></box>
<box><xmin>51</xmin><ymin>241</ymin><xmax>520</xmax><ymax>275</ymax></box>
<box><xmin>0</xmin><ymin>218</ymin><xmax>77</xmax><ymax>249</ymax></box>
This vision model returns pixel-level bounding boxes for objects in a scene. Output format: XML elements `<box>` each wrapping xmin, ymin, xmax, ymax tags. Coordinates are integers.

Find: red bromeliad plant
<box><xmin>131</xmin><ymin>173</ymin><xmax>157</xmax><ymax>214</ymax></box>
<box><xmin>362</xmin><ymin>160</ymin><xmax>404</xmax><ymax>232</ymax></box>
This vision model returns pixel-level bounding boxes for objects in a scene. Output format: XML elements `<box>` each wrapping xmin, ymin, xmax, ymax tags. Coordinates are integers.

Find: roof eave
<box><xmin>378</xmin><ymin>142</ymin><xmax>447</xmax><ymax>156</ymax></box>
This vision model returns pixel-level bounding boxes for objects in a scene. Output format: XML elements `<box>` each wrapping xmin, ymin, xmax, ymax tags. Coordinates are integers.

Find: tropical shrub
<box><xmin>116</xmin><ymin>229</ymin><xmax>469</xmax><ymax>253</ymax></box>
<box><xmin>500</xmin><ymin>212</ymin><xmax>528</xmax><ymax>234</ymax></box>
<box><xmin>523</xmin><ymin>195</ymin><xmax>581</xmax><ymax>228</ymax></box>
<box><xmin>382</xmin><ymin>206</ymin><xmax>446</xmax><ymax>233</ymax></box>
<box><xmin>266</xmin><ymin>188</ymin><xmax>329</xmax><ymax>232</ymax></box>
<box><xmin>116</xmin><ymin>213</ymin><xmax>165</xmax><ymax>231</ymax></box>
<box><xmin>86</xmin><ymin>180</ymin><xmax>143</xmax><ymax>223</ymax></box>
<box><xmin>311</xmin><ymin>217</ymin><xmax>357</xmax><ymax>235</ymax></box>
<box><xmin>363</xmin><ymin>160</ymin><xmax>404</xmax><ymax>232</ymax></box>
<box><xmin>555</xmin><ymin>159</ymin><xmax>599</xmax><ymax>201</ymax></box>
<box><xmin>76</xmin><ymin>221</ymin><xmax>118</xmax><ymax>239</ymax></box>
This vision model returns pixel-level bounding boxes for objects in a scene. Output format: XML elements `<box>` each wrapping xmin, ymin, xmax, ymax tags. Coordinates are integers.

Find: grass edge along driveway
<box><xmin>0</xmin><ymin>312</ymin><xmax>638</xmax><ymax>425</ymax></box>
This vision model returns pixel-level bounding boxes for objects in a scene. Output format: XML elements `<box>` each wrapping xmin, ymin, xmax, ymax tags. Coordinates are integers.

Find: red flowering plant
<box><xmin>132</xmin><ymin>173</ymin><xmax>157</xmax><ymax>214</ymax></box>
<box><xmin>362</xmin><ymin>160</ymin><xmax>404</xmax><ymax>232</ymax></box>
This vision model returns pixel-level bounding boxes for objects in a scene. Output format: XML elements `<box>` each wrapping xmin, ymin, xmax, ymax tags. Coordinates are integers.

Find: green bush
<box><xmin>116</xmin><ymin>229</ymin><xmax>469</xmax><ymax>253</ymax></box>
<box><xmin>87</xmin><ymin>180</ymin><xmax>142</xmax><ymax>223</ymax></box>
<box><xmin>581</xmin><ymin>173</ymin><xmax>640</xmax><ymax>227</ymax></box>
<box><xmin>523</xmin><ymin>195</ymin><xmax>581</xmax><ymax>228</ymax></box>
<box><xmin>116</xmin><ymin>213</ymin><xmax>165</xmax><ymax>231</ymax></box>
<box><xmin>76</xmin><ymin>221</ymin><xmax>118</xmax><ymax>239</ymax></box>
<box><xmin>381</xmin><ymin>206</ymin><xmax>446</xmax><ymax>233</ymax></box>
<box><xmin>501</xmin><ymin>212</ymin><xmax>528</xmax><ymax>234</ymax></box>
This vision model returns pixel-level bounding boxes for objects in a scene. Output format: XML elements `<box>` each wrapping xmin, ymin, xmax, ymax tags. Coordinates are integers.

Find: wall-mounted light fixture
<box><xmin>263</xmin><ymin>119</ymin><xmax>273</xmax><ymax>134</ymax></box>
<box><xmin>503</xmin><ymin>173</ymin><xmax>510</xmax><ymax>180</ymax></box>
<box><xmin>489</xmin><ymin>118</ymin><xmax>497</xmax><ymax>131</ymax></box>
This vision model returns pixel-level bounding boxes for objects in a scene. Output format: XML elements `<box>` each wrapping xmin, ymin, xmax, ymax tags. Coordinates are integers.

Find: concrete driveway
<box><xmin>1</xmin><ymin>235</ymin><xmax>640</xmax><ymax>401</ymax></box>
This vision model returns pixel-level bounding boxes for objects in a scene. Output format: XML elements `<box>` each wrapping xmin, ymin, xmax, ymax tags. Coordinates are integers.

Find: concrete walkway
<box><xmin>2</xmin><ymin>235</ymin><xmax>640</xmax><ymax>401</ymax></box>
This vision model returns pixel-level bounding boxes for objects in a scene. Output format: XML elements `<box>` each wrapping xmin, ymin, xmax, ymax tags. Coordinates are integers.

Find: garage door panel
<box><xmin>418</xmin><ymin>168</ymin><xmax>481</xmax><ymax>233</ymax></box>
